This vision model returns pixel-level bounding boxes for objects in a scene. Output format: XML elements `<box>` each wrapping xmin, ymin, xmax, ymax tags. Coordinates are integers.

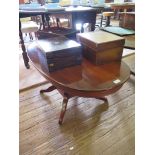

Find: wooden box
<box><xmin>119</xmin><ymin>12</ymin><xmax>135</xmax><ymax>30</ymax></box>
<box><xmin>27</xmin><ymin>36</ymin><xmax>82</xmax><ymax>72</ymax></box>
<box><xmin>77</xmin><ymin>31</ymin><xmax>125</xmax><ymax>65</ymax></box>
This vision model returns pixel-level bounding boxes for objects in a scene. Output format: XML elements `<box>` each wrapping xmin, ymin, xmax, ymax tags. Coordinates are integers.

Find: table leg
<box><xmin>59</xmin><ymin>94</ymin><xmax>69</xmax><ymax>125</ymax></box>
<box><xmin>19</xmin><ymin>19</ymin><xmax>30</xmax><ymax>69</ymax></box>
<box><xmin>40</xmin><ymin>85</ymin><xmax>56</xmax><ymax>93</ymax></box>
<box><xmin>96</xmin><ymin>97</ymin><xmax>108</xmax><ymax>102</ymax></box>
<box><xmin>40</xmin><ymin>86</ymin><xmax>69</xmax><ymax>124</ymax></box>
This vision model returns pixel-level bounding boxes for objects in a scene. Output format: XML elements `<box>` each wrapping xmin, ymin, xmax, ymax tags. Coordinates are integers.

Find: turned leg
<box><xmin>96</xmin><ymin>97</ymin><xmax>108</xmax><ymax>102</ymax></box>
<box><xmin>19</xmin><ymin>19</ymin><xmax>30</xmax><ymax>69</ymax></box>
<box><xmin>40</xmin><ymin>85</ymin><xmax>56</xmax><ymax>93</ymax></box>
<box><xmin>59</xmin><ymin>95</ymin><xmax>69</xmax><ymax>125</ymax></box>
<box><xmin>29</xmin><ymin>33</ymin><xmax>33</xmax><ymax>40</ymax></box>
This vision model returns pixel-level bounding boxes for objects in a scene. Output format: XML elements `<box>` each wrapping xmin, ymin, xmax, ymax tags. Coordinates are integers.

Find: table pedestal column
<box><xmin>40</xmin><ymin>85</ymin><xmax>109</xmax><ymax>125</ymax></box>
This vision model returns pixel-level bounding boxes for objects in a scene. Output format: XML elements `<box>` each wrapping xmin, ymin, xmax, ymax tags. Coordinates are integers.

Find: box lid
<box><xmin>77</xmin><ymin>31</ymin><xmax>125</xmax><ymax>51</ymax></box>
<box><xmin>28</xmin><ymin>36</ymin><xmax>81</xmax><ymax>58</ymax></box>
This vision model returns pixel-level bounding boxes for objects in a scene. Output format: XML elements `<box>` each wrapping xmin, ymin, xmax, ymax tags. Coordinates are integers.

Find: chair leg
<box><xmin>100</xmin><ymin>15</ymin><xmax>103</xmax><ymax>27</ymax></box>
<box><xmin>105</xmin><ymin>16</ymin><xmax>110</xmax><ymax>27</ymax></box>
<box><xmin>56</xmin><ymin>18</ymin><xmax>61</xmax><ymax>28</ymax></box>
<box><xmin>34</xmin><ymin>32</ymin><xmax>38</xmax><ymax>40</ymax></box>
<box><xmin>29</xmin><ymin>33</ymin><xmax>33</xmax><ymax>40</ymax></box>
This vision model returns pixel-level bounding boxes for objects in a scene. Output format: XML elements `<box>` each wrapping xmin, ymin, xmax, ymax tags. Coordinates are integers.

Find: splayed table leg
<box><xmin>96</xmin><ymin>97</ymin><xmax>108</xmax><ymax>102</ymax></box>
<box><xmin>40</xmin><ymin>85</ymin><xmax>56</xmax><ymax>93</ymax></box>
<box><xmin>59</xmin><ymin>94</ymin><xmax>69</xmax><ymax>125</ymax></box>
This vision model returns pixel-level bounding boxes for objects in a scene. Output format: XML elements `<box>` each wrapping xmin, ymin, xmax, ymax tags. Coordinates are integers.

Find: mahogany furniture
<box><xmin>27</xmin><ymin>40</ymin><xmax>130</xmax><ymax>124</ymax></box>
<box><xmin>77</xmin><ymin>31</ymin><xmax>125</xmax><ymax>65</ymax></box>
<box><xmin>119</xmin><ymin>12</ymin><xmax>135</xmax><ymax>30</ymax></box>
<box><xmin>28</xmin><ymin>36</ymin><xmax>82</xmax><ymax>72</ymax></box>
<box><xmin>65</xmin><ymin>6</ymin><xmax>97</xmax><ymax>32</ymax></box>
<box><xmin>110</xmin><ymin>2</ymin><xmax>135</xmax><ymax>12</ymax></box>
<box><xmin>19</xmin><ymin>5</ymin><xmax>97</xmax><ymax>69</ymax></box>
<box><xmin>109</xmin><ymin>2</ymin><xmax>135</xmax><ymax>19</ymax></box>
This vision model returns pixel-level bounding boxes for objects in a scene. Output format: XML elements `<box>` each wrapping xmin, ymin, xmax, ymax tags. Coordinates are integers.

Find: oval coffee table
<box><xmin>27</xmin><ymin>48</ymin><xmax>130</xmax><ymax>124</ymax></box>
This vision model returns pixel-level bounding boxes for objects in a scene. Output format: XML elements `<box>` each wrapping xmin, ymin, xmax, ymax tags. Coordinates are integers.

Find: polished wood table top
<box><xmin>27</xmin><ymin>43</ymin><xmax>130</xmax><ymax>124</ymax></box>
<box><xmin>28</xmin><ymin>47</ymin><xmax>130</xmax><ymax>92</ymax></box>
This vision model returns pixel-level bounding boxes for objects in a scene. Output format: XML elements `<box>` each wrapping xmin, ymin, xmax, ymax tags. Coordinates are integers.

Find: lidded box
<box><xmin>77</xmin><ymin>31</ymin><xmax>125</xmax><ymax>65</ymax></box>
<box><xmin>27</xmin><ymin>36</ymin><xmax>82</xmax><ymax>72</ymax></box>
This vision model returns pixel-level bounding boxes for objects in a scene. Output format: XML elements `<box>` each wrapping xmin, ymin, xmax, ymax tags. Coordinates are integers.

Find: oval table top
<box><xmin>27</xmin><ymin>45</ymin><xmax>130</xmax><ymax>93</ymax></box>
<box><xmin>27</xmin><ymin>39</ymin><xmax>131</xmax><ymax>124</ymax></box>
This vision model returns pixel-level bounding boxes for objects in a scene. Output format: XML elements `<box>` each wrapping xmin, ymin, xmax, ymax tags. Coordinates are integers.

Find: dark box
<box><xmin>27</xmin><ymin>36</ymin><xmax>82</xmax><ymax>72</ymax></box>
